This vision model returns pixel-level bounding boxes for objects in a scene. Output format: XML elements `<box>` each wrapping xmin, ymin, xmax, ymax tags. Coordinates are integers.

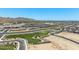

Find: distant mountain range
<box><xmin>0</xmin><ymin>17</ymin><xmax>36</xmax><ymax>23</ymax></box>
<box><xmin>0</xmin><ymin>17</ymin><xmax>79</xmax><ymax>24</ymax></box>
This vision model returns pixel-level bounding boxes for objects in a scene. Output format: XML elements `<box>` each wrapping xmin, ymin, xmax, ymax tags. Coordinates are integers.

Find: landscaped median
<box><xmin>0</xmin><ymin>44</ymin><xmax>16</xmax><ymax>50</ymax></box>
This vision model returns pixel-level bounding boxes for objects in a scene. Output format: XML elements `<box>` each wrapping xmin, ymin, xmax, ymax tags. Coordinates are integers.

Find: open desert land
<box><xmin>56</xmin><ymin>32</ymin><xmax>79</xmax><ymax>42</ymax></box>
<box><xmin>44</xmin><ymin>35</ymin><xmax>79</xmax><ymax>50</ymax></box>
<box><xmin>28</xmin><ymin>43</ymin><xmax>59</xmax><ymax>50</ymax></box>
<box><xmin>29</xmin><ymin>35</ymin><xmax>79</xmax><ymax>50</ymax></box>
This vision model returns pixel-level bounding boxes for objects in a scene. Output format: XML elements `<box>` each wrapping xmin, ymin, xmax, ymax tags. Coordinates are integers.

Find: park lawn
<box><xmin>6</xmin><ymin>32</ymin><xmax>48</xmax><ymax>44</ymax></box>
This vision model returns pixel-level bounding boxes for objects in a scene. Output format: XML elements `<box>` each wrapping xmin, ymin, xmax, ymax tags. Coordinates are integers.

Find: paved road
<box><xmin>0</xmin><ymin>30</ymin><xmax>49</xmax><ymax>35</ymax></box>
<box><xmin>0</xmin><ymin>29</ymin><xmax>28</xmax><ymax>50</ymax></box>
<box><xmin>0</xmin><ymin>39</ymin><xmax>28</xmax><ymax>50</ymax></box>
<box><xmin>0</xmin><ymin>28</ymin><xmax>62</xmax><ymax>50</ymax></box>
<box><xmin>0</xmin><ymin>34</ymin><xmax>3</xmax><ymax>38</ymax></box>
<box><xmin>0</xmin><ymin>29</ymin><xmax>46</xmax><ymax>50</ymax></box>
<box><xmin>16</xmin><ymin>39</ymin><xmax>28</xmax><ymax>50</ymax></box>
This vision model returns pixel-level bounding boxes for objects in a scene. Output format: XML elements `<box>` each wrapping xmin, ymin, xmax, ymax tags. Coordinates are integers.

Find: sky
<box><xmin>0</xmin><ymin>8</ymin><xmax>79</xmax><ymax>21</ymax></box>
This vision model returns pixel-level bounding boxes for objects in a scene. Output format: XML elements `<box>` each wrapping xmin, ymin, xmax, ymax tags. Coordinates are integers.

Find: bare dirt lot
<box><xmin>28</xmin><ymin>43</ymin><xmax>59</xmax><ymax>50</ymax></box>
<box><xmin>57</xmin><ymin>32</ymin><xmax>79</xmax><ymax>42</ymax></box>
<box><xmin>43</xmin><ymin>35</ymin><xmax>79</xmax><ymax>50</ymax></box>
<box><xmin>28</xmin><ymin>32</ymin><xmax>79</xmax><ymax>50</ymax></box>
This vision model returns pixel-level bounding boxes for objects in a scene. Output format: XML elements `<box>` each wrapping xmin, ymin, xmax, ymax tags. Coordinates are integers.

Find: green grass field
<box><xmin>6</xmin><ymin>32</ymin><xmax>48</xmax><ymax>44</ymax></box>
<box><xmin>0</xmin><ymin>44</ymin><xmax>16</xmax><ymax>50</ymax></box>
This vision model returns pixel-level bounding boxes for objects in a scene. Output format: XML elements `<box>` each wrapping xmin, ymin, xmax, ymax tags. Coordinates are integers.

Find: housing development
<box><xmin>0</xmin><ymin>17</ymin><xmax>79</xmax><ymax>50</ymax></box>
